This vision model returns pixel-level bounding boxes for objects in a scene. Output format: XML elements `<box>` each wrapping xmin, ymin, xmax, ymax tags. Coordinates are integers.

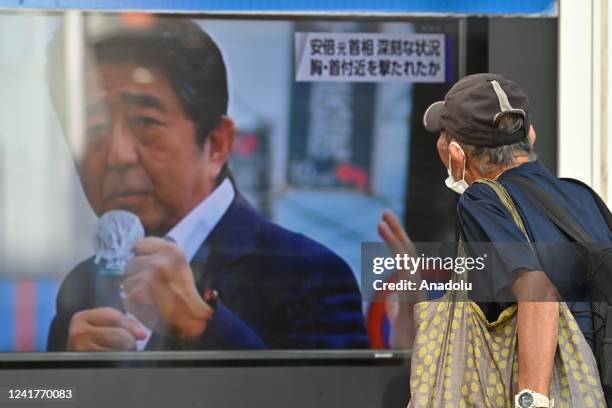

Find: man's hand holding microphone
<box><xmin>67</xmin><ymin>211</ymin><xmax>213</xmax><ymax>351</ymax></box>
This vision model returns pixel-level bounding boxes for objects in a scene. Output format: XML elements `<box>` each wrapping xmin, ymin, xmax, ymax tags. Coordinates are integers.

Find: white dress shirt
<box><xmin>135</xmin><ymin>178</ymin><xmax>235</xmax><ymax>350</ymax></box>
<box><xmin>166</xmin><ymin>178</ymin><xmax>235</xmax><ymax>262</ymax></box>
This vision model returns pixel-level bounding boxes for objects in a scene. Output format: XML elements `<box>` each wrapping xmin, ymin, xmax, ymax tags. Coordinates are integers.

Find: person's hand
<box><xmin>377</xmin><ymin>210</ymin><xmax>424</xmax><ymax>348</ymax></box>
<box><xmin>123</xmin><ymin>237</ymin><xmax>213</xmax><ymax>341</ymax></box>
<box><xmin>378</xmin><ymin>210</ymin><xmax>417</xmax><ymax>258</ymax></box>
<box><xmin>67</xmin><ymin>307</ymin><xmax>148</xmax><ymax>351</ymax></box>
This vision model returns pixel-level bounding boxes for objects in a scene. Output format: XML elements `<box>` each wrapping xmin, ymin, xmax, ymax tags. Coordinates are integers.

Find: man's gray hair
<box><xmin>447</xmin><ymin>112</ymin><xmax>537</xmax><ymax>173</ymax></box>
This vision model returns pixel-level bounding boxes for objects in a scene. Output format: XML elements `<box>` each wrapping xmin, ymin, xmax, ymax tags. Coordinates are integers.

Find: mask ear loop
<box><xmin>448</xmin><ymin>141</ymin><xmax>466</xmax><ymax>181</ymax></box>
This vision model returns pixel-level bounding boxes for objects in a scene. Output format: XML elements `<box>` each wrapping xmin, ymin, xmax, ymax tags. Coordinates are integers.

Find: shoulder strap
<box><xmin>504</xmin><ymin>175</ymin><xmax>593</xmax><ymax>243</ymax></box>
<box><xmin>474</xmin><ymin>178</ymin><xmax>532</xmax><ymax>245</ymax></box>
<box><xmin>561</xmin><ymin>177</ymin><xmax>612</xmax><ymax>232</ymax></box>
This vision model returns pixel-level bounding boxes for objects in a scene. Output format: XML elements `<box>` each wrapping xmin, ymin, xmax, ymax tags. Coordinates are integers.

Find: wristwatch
<box><xmin>515</xmin><ymin>389</ymin><xmax>554</xmax><ymax>408</ymax></box>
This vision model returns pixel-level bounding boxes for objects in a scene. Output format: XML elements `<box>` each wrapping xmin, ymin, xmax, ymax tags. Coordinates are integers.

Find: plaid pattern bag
<box><xmin>407</xmin><ymin>179</ymin><xmax>606</xmax><ymax>408</ymax></box>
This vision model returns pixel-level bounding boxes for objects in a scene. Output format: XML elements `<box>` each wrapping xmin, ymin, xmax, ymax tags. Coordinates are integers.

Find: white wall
<box><xmin>558</xmin><ymin>0</ymin><xmax>612</xmax><ymax>204</ymax></box>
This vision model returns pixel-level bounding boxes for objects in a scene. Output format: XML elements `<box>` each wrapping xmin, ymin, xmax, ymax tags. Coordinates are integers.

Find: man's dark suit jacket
<box><xmin>47</xmin><ymin>193</ymin><xmax>369</xmax><ymax>350</ymax></box>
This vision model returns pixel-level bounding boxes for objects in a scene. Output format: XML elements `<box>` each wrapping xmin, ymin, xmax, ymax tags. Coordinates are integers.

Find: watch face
<box><xmin>518</xmin><ymin>392</ymin><xmax>534</xmax><ymax>408</ymax></box>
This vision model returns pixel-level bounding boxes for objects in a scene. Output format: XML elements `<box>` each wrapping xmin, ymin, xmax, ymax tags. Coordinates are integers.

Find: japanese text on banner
<box><xmin>295</xmin><ymin>32</ymin><xmax>445</xmax><ymax>82</ymax></box>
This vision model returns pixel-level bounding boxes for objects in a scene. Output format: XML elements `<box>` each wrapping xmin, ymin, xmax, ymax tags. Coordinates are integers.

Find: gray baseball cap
<box><xmin>423</xmin><ymin>73</ymin><xmax>530</xmax><ymax>147</ymax></box>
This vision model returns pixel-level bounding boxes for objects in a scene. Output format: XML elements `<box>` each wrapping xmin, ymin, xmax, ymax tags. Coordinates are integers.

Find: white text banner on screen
<box><xmin>295</xmin><ymin>32</ymin><xmax>445</xmax><ymax>83</ymax></box>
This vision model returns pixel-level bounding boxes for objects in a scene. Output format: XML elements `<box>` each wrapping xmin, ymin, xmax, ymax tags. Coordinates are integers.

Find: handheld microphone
<box><xmin>93</xmin><ymin>210</ymin><xmax>145</xmax><ymax>275</ymax></box>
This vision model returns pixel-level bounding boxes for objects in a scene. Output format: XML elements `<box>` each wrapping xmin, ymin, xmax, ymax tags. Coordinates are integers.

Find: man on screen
<box><xmin>46</xmin><ymin>15</ymin><xmax>368</xmax><ymax>351</ymax></box>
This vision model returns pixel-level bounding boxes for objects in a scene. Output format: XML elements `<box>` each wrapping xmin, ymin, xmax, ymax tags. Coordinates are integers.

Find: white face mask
<box><xmin>445</xmin><ymin>142</ymin><xmax>469</xmax><ymax>194</ymax></box>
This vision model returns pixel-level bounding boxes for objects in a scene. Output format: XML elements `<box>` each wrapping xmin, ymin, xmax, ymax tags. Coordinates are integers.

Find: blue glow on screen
<box><xmin>0</xmin><ymin>0</ymin><xmax>557</xmax><ymax>15</ymax></box>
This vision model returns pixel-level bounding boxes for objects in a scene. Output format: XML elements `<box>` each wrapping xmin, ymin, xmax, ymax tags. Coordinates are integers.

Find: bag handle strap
<box><xmin>561</xmin><ymin>177</ymin><xmax>612</xmax><ymax>232</ymax></box>
<box><xmin>449</xmin><ymin>179</ymin><xmax>533</xmax><ymax>302</ymax></box>
<box><xmin>474</xmin><ymin>178</ymin><xmax>533</xmax><ymax>247</ymax></box>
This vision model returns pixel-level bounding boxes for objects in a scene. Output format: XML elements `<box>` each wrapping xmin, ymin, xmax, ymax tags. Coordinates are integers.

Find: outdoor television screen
<box><xmin>0</xmin><ymin>11</ymin><xmax>458</xmax><ymax>357</ymax></box>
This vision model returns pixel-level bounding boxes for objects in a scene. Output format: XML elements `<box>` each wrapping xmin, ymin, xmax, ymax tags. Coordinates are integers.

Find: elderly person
<box><xmin>385</xmin><ymin>73</ymin><xmax>611</xmax><ymax>407</ymax></box>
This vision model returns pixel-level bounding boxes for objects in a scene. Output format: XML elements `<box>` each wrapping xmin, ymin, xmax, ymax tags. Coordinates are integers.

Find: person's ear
<box><xmin>528</xmin><ymin>125</ymin><xmax>536</xmax><ymax>145</ymax></box>
<box><xmin>447</xmin><ymin>141</ymin><xmax>466</xmax><ymax>180</ymax></box>
<box><xmin>205</xmin><ymin>116</ymin><xmax>235</xmax><ymax>180</ymax></box>
<box><xmin>436</xmin><ymin>133</ymin><xmax>448</xmax><ymax>167</ymax></box>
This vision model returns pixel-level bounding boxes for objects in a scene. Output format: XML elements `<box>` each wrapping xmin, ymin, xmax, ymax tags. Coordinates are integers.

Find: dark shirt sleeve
<box><xmin>203</xmin><ymin>303</ymin><xmax>266</xmax><ymax>348</ymax></box>
<box><xmin>47</xmin><ymin>314</ymin><xmax>68</xmax><ymax>351</ymax></box>
<box><xmin>47</xmin><ymin>260</ymin><xmax>97</xmax><ymax>351</ymax></box>
<box><xmin>175</xmin><ymin>302</ymin><xmax>267</xmax><ymax>350</ymax></box>
<box><xmin>457</xmin><ymin>182</ymin><xmax>542</xmax><ymax>301</ymax></box>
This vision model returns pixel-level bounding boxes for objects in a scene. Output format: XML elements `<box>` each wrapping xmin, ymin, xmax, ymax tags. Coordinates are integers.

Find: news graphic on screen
<box><xmin>0</xmin><ymin>12</ymin><xmax>458</xmax><ymax>354</ymax></box>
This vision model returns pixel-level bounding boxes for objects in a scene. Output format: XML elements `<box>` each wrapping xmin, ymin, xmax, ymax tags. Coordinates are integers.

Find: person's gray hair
<box><xmin>446</xmin><ymin>112</ymin><xmax>537</xmax><ymax>173</ymax></box>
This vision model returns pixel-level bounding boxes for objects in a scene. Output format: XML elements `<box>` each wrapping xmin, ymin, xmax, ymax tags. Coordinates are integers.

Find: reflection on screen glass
<box><xmin>0</xmin><ymin>12</ymin><xmax>457</xmax><ymax>354</ymax></box>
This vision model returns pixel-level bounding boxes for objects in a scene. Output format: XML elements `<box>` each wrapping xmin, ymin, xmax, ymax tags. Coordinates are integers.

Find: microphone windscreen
<box><xmin>93</xmin><ymin>210</ymin><xmax>145</xmax><ymax>274</ymax></box>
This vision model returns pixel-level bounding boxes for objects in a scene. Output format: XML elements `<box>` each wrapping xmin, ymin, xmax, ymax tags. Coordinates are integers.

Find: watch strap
<box><xmin>515</xmin><ymin>389</ymin><xmax>554</xmax><ymax>408</ymax></box>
